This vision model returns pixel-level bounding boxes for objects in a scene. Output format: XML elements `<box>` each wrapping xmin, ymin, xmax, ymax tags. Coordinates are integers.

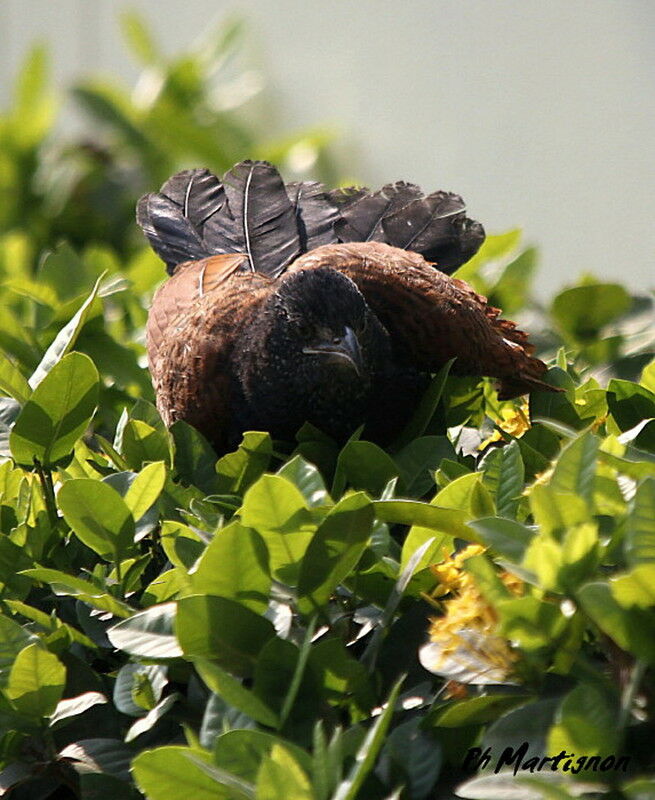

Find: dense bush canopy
<box><xmin>1</xmin><ymin>15</ymin><xmax>655</xmax><ymax>800</ymax></box>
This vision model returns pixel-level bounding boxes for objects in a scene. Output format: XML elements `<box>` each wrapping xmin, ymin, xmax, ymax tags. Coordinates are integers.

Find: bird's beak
<box><xmin>303</xmin><ymin>326</ymin><xmax>363</xmax><ymax>376</ymax></box>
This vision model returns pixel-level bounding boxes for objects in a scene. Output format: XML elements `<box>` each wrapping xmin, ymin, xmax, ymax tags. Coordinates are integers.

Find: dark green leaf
<box><xmin>176</xmin><ymin>595</ymin><xmax>275</xmax><ymax>675</ymax></box>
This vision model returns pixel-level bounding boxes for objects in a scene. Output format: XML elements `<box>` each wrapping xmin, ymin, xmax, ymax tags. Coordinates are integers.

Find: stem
<box><xmin>34</xmin><ymin>459</ymin><xmax>58</xmax><ymax>530</ymax></box>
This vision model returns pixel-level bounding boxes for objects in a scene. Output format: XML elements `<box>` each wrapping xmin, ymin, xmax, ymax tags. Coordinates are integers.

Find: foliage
<box><xmin>1</xmin><ymin>14</ymin><xmax>655</xmax><ymax>800</ymax></box>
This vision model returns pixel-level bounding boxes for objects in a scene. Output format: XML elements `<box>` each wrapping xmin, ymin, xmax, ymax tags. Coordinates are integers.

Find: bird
<box><xmin>137</xmin><ymin>160</ymin><xmax>556</xmax><ymax>453</ymax></box>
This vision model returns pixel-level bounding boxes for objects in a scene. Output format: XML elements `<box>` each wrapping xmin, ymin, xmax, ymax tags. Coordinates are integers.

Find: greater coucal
<box><xmin>138</xmin><ymin>160</ymin><xmax>555</xmax><ymax>452</ymax></box>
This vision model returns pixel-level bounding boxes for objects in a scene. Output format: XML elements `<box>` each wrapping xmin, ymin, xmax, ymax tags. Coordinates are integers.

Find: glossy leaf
<box><xmin>11</xmin><ymin>352</ymin><xmax>98</xmax><ymax>467</ymax></box>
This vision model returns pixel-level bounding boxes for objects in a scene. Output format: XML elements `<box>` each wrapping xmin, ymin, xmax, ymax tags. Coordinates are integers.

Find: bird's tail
<box><xmin>136</xmin><ymin>160</ymin><xmax>485</xmax><ymax>276</ymax></box>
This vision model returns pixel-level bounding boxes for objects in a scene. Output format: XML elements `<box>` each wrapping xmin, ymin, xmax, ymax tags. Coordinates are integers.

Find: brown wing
<box><xmin>288</xmin><ymin>241</ymin><xmax>556</xmax><ymax>399</ymax></box>
<box><xmin>147</xmin><ymin>253</ymin><xmax>248</xmax><ymax>361</ymax></box>
<box><xmin>146</xmin><ymin>254</ymin><xmax>271</xmax><ymax>450</ymax></box>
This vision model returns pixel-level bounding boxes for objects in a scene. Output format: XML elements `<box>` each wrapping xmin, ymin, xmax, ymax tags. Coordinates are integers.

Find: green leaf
<box><xmin>307</xmin><ymin>637</ymin><xmax>375</xmax><ymax>713</ymax></box>
<box><xmin>37</xmin><ymin>243</ymin><xmax>96</xmax><ymax>301</ymax></box>
<box><xmin>607</xmin><ymin>380</ymin><xmax>655</xmax><ymax>449</ymax></box>
<box><xmin>57</xmin><ymin>478</ymin><xmax>135</xmax><ymax>560</ymax></box>
<box><xmin>468</xmin><ymin>517</ymin><xmax>535</xmax><ymax>563</ymax></box>
<box><xmin>278</xmin><ymin>455</ymin><xmax>330</xmax><ymax>507</ymax></box>
<box><xmin>195</xmin><ymin>660</ymin><xmax>279</xmax><ymax>728</ymax></box>
<box><xmin>160</xmin><ymin>521</ymin><xmax>205</xmax><ymax>569</ymax></box>
<box><xmin>0</xmin><ymin>615</ymin><xmax>38</xmax><ymax>687</ymax></box>
<box><xmin>133</xmin><ymin>746</ymin><xmax>240</xmax><ymax>800</ymax></box>
<box><xmin>256</xmin><ymin>744</ymin><xmax>313</xmax><ymax>800</ymax></box>
<box><xmin>216</xmin><ymin>431</ymin><xmax>273</xmax><ymax>494</ymax></box>
<box><xmin>394</xmin><ymin>435</ymin><xmax>454</xmax><ymax>497</ymax></box>
<box><xmin>577</xmin><ymin>581</ymin><xmax>655</xmax><ymax>663</ymax></box>
<box><xmin>177</xmin><ymin>595</ymin><xmax>275</xmax><ymax>676</ymax></box>
<box><xmin>549</xmin><ymin>431</ymin><xmax>599</xmax><ymax>506</ymax></box>
<box><xmin>107</xmin><ymin>603</ymin><xmax>183</xmax><ymax>658</ymax></box>
<box><xmin>11</xmin><ymin>352</ymin><xmax>98</xmax><ymax>467</ymax></box>
<box><xmin>6</xmin><ymin>643</ymin><xmax>65</xmax><ymax>719</ymax></box>
<box><xmin>392</xmin><ymin>360</ymin><xmax>454</xmax><ymax>449</ymax></box>
<box><xmin>0</xmin><ymin>353</ymin><xmax>30</xmax><ymax>405</ymax></box>
<box><xmin>453</xmin><ymin>229</ymin><xmax>522</xmax><ymax>289</ymax></box>
<box><xmin>297</xmin><ymin>493</ymin><xmax>373</xmax><ymax>613</ymax></box>
<box><xmin>29</xmin><ymin>278</ymin><xmax>102</xmax><ymax>390</ymax></box>
<box><xmin>528</xmin><ymin>485</ymin><xmax>590</xmax><ymax>537</ymax></box>
<box><xmin>625</xmin><ymin>478</ymin><xmax>655</xmax><ymax>566</ymax></box>
<box><xmin>113</xmin><ymin>663</ymin><xmax>166</xmax><ymax>716</ymax></box>
<box><xmin>125</xmin><ymin>693</ymin><xmax>178</xmax><ymax>742</ymax></box>
<box><xmin>121</xmin><ymin>419</ymin><xmax>171</xmax><ymax>469</ymax></box>
<box><xmin>399</xmin><ymin>525</ymin><xmax>452</xmax><ymax>578</ymax></box>
<box><xmin>489</xmin><ymin>247</ymin><xmax>537</xmax><ymax>314</ymax></box>
<box><xmin>373</xmin><ymin>499</ymin><xmax>470</xmax><ymax>538</ymax></box>
<box><xmin>49</xmin><ymin>691</ymin><xmax>107</xmax><ymax>726</ymax></box>
<box><xmin>434</xmin><ymin>472</ymin><xmax>494</xmax><ymax>517</ymax></box>
<box><xmin>428</xmin><ymin>695</ymin><xmax>532</xmax><ymax>727</ymax></box>
<box><xmin>481</xmin><ymin>440</ymin><xmax>524</xmax><ymax>518</ymax></box>
<box><xmin>120</xmin><ymin>10</ymin><xmax>160</xmax><ymax>65</ymax></box>
<box><xmin>214</xmin><ymin>729</ymin><xmax>312</xmax><ymax>783</ymax></box>
<box><xmin>611</xmin><ymin>564</ymin><xmax>655</xmax><ymax>609</ymax></box>
<box><xmin>11</xmin><ymin>44</ymin><xmax>55</xmax><ymax>149</ymax></box>
<box><xmin>333</xmin><ymin>440</ymin><xmax>400</xmax><ymax>497</ymax></box>
<box><xmin>20</xmin><ymin>567</ymin><xmax>133</xmax><ymax>617</ymax></box>
<box><xmin>547</xmin><ymin>683</ymin><xmax>619</xmax><ymax>757</ymax></box>
<box><xmin>641</xmin><ymin>358</ymin><xmax>655</xmax><ymax>394</ymax></box>
<box><xmin>170</xmin><ymin>420</ymin><xmax>218</xmax><ymax>494</ymax></box>
<box><xmin>382</xmin><ymin>717</ymin><xmax>441</xmax><ymax>799</ymax></box>
<box><xmin>332</xmin><ymin>676</ymin><xmax>404</xmax><ymax>800</ymax></box>
<box><xmin>551</xmin><ymin>282</ymin><xmax>631</xmax><ymax>342</ymax></box>
<box><xmin>124</xmin><ymin>460</ymin><xmax>166</xmax><ymax>520</ymax></box>
<box><xmin>240</xmin><ymin>475</ymin><xmax>314</xmax><ymax>583</ymax></box>
<box><xmin>191</xmin><ymin>523</ymin><xmax>271</xmax><ymax>613</ymax></box>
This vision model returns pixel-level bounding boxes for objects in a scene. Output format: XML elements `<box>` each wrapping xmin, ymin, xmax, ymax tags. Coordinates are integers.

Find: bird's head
<box><xmin>269</xmin><ymin>267</ymin><xmax>384</xmax><ymax>379</ymax></box>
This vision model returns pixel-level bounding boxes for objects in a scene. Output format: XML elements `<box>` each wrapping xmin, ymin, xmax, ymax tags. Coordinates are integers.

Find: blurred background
<box><xmin>1</xmin><ymin>0</ymin><xmax>653</xmax><ymax>296</ymax></box>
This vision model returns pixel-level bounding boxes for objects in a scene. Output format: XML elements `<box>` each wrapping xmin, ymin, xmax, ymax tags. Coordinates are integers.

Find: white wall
<box><xmin>2</xmin><ymin>1</ymin><xmax>654</xmax><ymax>297</ymax></box>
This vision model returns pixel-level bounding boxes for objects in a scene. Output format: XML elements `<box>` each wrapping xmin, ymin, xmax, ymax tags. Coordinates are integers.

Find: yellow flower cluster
<box><xmin>420</xmin><ymin>545</ymin><xmax>521</xmax><ymax>684</ymax></box>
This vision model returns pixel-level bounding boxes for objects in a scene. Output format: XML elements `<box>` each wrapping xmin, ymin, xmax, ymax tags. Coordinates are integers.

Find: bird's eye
<box><xmin>297</xmin><ymin>322</ymin><xmax>312</xmax><ymax>339</ymax></box>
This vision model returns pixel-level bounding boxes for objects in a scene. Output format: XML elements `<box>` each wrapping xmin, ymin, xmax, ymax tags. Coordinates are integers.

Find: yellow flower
<box><xmin>479</xmin><ymin>401</ymin><xmax>531</xmax><ymax>450</ymax></box>
<box><xmin>420</xmin><ymin>547</ymin><xmax>521</xmax><ymax>684</ymax></box>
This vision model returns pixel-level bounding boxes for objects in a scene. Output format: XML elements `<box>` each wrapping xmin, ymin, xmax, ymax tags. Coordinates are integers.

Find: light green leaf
<box><xmin>124</xmin><ymin>460</ymin><xmax>166</xmax><ymax>520</ymax></box>
<box><xmin>256</xmin><ymin>744</ymin><xmax>313</xmax><ymax>800</ymax></box>
<box><xmin>57</xmin><ymin>478</ymin><xmax>135</xmax><ymax>560</ymax></box>
<box><xmin>0</xmin><ymin>353</ymin><xmax>30</xmax><ymax>405</ymax></box>
<box><xmin>625</xmin><ymin>478</ymin><xmax>655</xmax><ymax>566</ymax></box>
<box><xmin>132</xmin><ymin>746</ymin><xmax>239</xmax><ymax>800</ymax></box>
<box><xmin>373</xmin><ymin>500</ymin><xmax>469</xmax><ymax>538</ymax></box>
<box><xmin>191</xmin><ymin>523</ymin><xmax>270</xmax><ymax>612</ymax></box>
<box><xmin>240</xmin><ymin>475</ymin><xmax>314</xmax><ymax>583</ymax></box>
<box><xmin>11</xmin><ymin>352</ymin><xmax>98</xmax><ymax>467</ymax></box>
<box><xmin>29</xmin><ymin>278</ymin><xmax>103</xmax><ymax>389</ymax></box>
<box><xmin>6</xmin><ymin>643</ymin><xmax>65</xmax><ymax>719</ymax></box>
<box><xmin>20</xmin><ymin>568</ymin><xmax>133</xmax><ymax>618</ymax></box>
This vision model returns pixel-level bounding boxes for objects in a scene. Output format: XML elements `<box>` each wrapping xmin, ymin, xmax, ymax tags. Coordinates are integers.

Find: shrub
<box><xmin>1</xmin><ymin>14</ymin><xmax>654</xmax><ymax>800</ymax></box>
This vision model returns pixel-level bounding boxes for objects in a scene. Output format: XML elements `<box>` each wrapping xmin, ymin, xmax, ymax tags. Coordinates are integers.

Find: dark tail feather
<box><xmin>137</xmin><ymin>160</ymin><xmax>485</xmax><ymax>276</ymax></box>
